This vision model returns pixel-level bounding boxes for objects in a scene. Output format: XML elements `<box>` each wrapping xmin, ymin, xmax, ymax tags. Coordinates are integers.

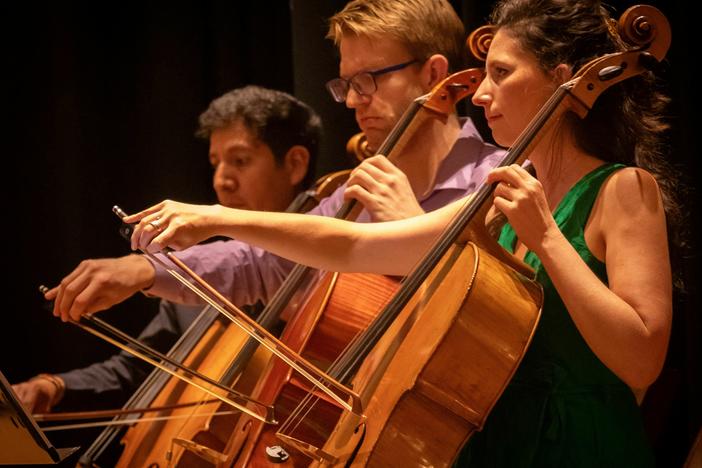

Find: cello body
<box><xmin>311</xmin><ymin>241</ymin><xmax>542</xmax><ymax>467</ymax></box>
<box><xmin>223</xmin><ymin>272</ymin><xmax>401</xmax><ymax>467</ymax></box>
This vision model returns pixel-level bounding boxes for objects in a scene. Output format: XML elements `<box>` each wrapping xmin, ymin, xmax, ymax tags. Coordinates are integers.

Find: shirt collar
<box><xmin>423</xmin><ymin>118</ymin><xmax>504</xmax><ymax>195</ymax></box>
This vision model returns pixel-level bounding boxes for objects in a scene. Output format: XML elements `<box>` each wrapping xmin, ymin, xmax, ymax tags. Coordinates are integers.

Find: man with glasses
<box><xmin>46</xmin><ymin>0</ymin><xmax>504</xmax><ymax>326</ymax></box>
<box><xmin>319</xmin><ymin>0</ymin><xmax>505</xmax><ymax>223</ymax></box>
<box><xmin>325</xmin><ymin>58</ymin><xmax>418</xmax><ymax>103</ymax></box>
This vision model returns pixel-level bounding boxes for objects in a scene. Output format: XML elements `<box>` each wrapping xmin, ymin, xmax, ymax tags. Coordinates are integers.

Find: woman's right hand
<box><xmin>124</xmin><ymin>200</ymin><xmax>228</xmax><ymax>253</ymax></box>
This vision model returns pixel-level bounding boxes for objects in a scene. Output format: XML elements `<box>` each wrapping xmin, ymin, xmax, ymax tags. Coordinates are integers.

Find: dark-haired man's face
<box><xmin>209</xmin><ymin>120</ymin><xmax>301</xmax><ymax>211</ymax></box>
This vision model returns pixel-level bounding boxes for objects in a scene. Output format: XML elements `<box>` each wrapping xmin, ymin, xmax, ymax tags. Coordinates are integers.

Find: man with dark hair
<box><xmin>13</xmin><ymin>85</ymin><xmax>321</xmax><ymax>412</ymax></box>
<box><xmin>196</xmin><ymin>85</ymin><xmax>321</xmax><ymax>193</ymax></box>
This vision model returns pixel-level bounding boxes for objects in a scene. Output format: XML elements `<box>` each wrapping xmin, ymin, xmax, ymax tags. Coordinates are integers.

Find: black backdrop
<box><xmin>4</xmin><ymin>1</ymin><xmax>698</xmax><ymax>465</ymax></box>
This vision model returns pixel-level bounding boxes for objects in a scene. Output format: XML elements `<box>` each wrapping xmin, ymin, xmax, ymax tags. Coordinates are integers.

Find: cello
<box><xmin>70</xmin><ymin>165</ymin><xmax>354</xmax><ymax>467</ymax></box>
<box><xmin>268</xmin><ymin>5</ymin><xmax>671</xmax><ymax>466</ymax></box>
<box><xmin>217</xmin><ymin>64</ymin><xmax>487</xmax><ymax>466</ymax></box>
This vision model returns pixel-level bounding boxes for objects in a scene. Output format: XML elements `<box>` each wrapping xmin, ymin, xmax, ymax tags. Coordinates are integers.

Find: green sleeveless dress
<box><xmin>456</xmin><ymin>163</ymin><xmax>654</xmax><ymax>467</ymax></box>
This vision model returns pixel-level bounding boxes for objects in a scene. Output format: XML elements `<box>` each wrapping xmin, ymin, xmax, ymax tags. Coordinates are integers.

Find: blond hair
<box><xmin>327</xmin><ymin>0</ymin><xmax>466</xmax><ymax>71</ymax></box>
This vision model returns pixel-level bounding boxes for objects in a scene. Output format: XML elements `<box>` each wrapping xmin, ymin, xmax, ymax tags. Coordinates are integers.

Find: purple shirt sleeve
<box><xmin>145</xmin><ymin>186</ymin><xmax>348</xmax><ymax>306</ymax></box>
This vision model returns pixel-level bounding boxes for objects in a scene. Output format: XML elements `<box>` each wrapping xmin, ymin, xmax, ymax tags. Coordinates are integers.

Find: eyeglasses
<box><xmin>325</xmin><ymin>59</ymin><xmax>419</xmax><ymax>103</ymax></box>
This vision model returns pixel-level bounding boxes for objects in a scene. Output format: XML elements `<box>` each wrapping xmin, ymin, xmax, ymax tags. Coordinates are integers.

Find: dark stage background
<box><xmin>4</xmin><ymin>1</ymin><xmax>698</xmax><ymax>465</ymax></box>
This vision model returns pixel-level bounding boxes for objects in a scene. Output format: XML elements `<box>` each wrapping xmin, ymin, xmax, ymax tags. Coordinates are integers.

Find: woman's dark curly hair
<box><xmin>491</xmin><ymin>0</ymin><xmax>688</xmax><ymax>286</ymax></box>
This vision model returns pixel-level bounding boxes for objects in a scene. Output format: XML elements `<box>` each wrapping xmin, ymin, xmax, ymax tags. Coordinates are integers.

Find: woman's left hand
<box><xmin>487</xmin><ymin>164</ymin><xmax>559</xmax><ymax>254</ymax></box>
<box><xmin>123</xmin><ymin>200</ymin><xmax>226</xmax><ymax>253</ymax></box>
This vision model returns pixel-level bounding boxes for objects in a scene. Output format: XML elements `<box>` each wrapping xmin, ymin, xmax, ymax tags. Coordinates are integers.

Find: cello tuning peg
<box><xmin>637</xmin><ymin>51</ymin><xmax>661</xmax><ymax>71</ymax></box>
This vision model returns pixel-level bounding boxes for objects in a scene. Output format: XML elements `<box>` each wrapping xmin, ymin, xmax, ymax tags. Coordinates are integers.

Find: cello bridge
<box><xmin>274</xmin><ymin>433</ymin><xmax>338</xmax><ymax>464</ymax></box>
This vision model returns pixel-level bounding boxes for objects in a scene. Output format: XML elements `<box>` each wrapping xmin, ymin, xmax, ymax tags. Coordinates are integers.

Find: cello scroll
<box><xmin>465</xmin><ymin>25</ymin><xmax>493</xmax><ymax>62</ymax></box>
<box><xmin>346</xmin><ymin>132</ymin><xmax>374</xmax><ymax>163</ymax></box>
<box><xmin>566</xmin><ymin>4</ymin><xmax>670</xmax><ymax>114</ymax></box>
